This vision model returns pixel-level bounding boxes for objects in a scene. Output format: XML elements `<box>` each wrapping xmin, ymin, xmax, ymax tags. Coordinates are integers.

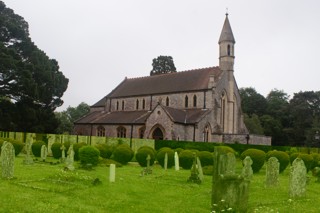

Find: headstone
<box><xmin>242</xmin><ymin>156</ymin><xmax>253</xmax><ymax>181</ymax></box>
<box><xmin>61</xmin><ymin>144</ymin><xmax>66</xmax><ymax>163</ymax></box>
<box><xmin>225</xmin><ymin>152</ymin><xmax>236</xmax><ymax>175</ymax></box>
<box><xmin>212</xmin><ymin>147</ymin><xmax>249</xmax><ymax>212</ymax></box>
<box><xmin>174</xmin><ymin>152</ymin><xmax>180</xmax><ymax>171</ymax></box>
<box><xmin>23</xmin><ymin>138</ymin><xmax>34</xmax><ymax>165</ymax></box>
<box><xmin>265</xmin><ymin>157</ymin><xmax>279</xmax><ymax>187</ymax></box>
<box><xmin>141</xmin><ymin>154</ymin><xmax>152</xmax><ymax>175</ymax></box>
<box><xmin>187</xmin><ymin>152</ymin><xmax>201</xmax><ymax>184</ymax></box>
<box><xmin>40</xmin><ymin>145</ymin><xmax>48</xmax><ymax>162</ymax></box>
<box><xmin>164</xmin><ymin>152</ymin><xmax>168</xmax><ymax>170</ymax></box>
<box><xmin>109</xmin><ymin>164</ymin><xmax>116</xmax><ymax>182</ymax></box>
<box><xmin>65</xmin><ymin>144</ymin><xmax>75</xmax><ymax>171</ymax></box>
<box><xmin>1</xmin><ymin>141</ymin><xmax>15</xmax><ymax>179</ymax></box>
<box><xmin>197</xmin><ymin>157</ymin><xmax>204</xmax><ymax>181</ymax></box>
<box><xmin>289</xmin><ymin>158</ymin><xmax>307</xmax><ymax>198</ymax></box>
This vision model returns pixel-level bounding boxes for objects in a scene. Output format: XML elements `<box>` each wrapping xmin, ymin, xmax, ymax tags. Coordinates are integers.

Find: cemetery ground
<box><xmin>1</xmin><ymin>156</ymin><xmax>320</xmax><ymax>213</ymax></box>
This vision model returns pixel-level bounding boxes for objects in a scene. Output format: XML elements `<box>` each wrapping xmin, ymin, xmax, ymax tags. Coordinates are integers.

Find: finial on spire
<box><xmin>226</xmin><ymin>7</ymin><xmax>229</xmax><ymax>16</ymax></box>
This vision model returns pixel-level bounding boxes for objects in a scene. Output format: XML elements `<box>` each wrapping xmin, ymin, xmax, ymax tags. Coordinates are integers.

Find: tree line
<box><xmin>240</xmin><ymin>87</ymin><xmax>320</xmax><ymax>147</ymax></box>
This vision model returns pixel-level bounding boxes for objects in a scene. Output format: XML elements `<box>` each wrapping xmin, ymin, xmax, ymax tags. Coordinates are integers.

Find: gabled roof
<box><xmin>108</xmin><ymin>67</ymin><xmax>221</xmax><ymax>97</ymax></box>
<box><xmin>219</xmin><ymin>13</ymin><xmax>235</xmax><ymax>44</ymax></box>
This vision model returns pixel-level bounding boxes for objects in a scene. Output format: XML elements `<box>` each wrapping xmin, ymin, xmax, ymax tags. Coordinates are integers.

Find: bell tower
<box><xmin>219</xmin><ymin>13</ymin><xmax>236</xmax><ymax>133</ymax></box>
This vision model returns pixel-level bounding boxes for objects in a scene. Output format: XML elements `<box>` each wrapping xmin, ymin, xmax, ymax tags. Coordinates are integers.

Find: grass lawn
<box><xmin>1</xmin><ymin>156</ymin><xmax>320</xmax><ymax>213</ymax></box>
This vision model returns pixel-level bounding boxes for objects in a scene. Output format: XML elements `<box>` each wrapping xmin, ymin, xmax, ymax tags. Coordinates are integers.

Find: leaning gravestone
<box><xmin>212</xmin><ymin>147</ymin><xmax>250</xmax><ymax>212</ymax></box>
<box><xmin>289</xmin><ymin>158</ymin><xmax>307</xmax><ymax>198</ymax></box>
<box><xmin>242</xmin><ymin>156</ymin><xmax>253</xmax><ymax>181</ymax></box>
<box><xmin>265</xmin><ymin>157</ymin><xmax>279</xmax><ymax>187</ymax></box>
<box><xmin>1</xmin><ymin>141</ymin><xmax>15</xmax><ymax>179</ymax></box>
<box><xmin>174</xmin><ymin>151</ymin><xmax>180</xmax><ymax>171</ymax></box>
<box><xmin>40</xmin><ymin>145</ymin><xmax>48</xmax><ymax>162</ymax></box>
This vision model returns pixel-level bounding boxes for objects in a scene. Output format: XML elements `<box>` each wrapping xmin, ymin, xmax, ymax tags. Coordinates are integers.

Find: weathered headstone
<box><xmin>225</xmin><ymin>152</ymin><xmax>236</xmax><ymax>175</ymax></box>
<box><xmin>1</xmin><ymin>141</ymin><xmax>15</xmax><ymax>179</ymax></box>
<box><xmin>212</xmin><ymin>147</ymin><xmax>249</xmax><ymax>212</ymax></box>
<box><xmin>174</xmin><ymin>151</ymin><xmax>180</xmax><ymax>171</ymax></box>
<box><xmin>65</xmin><ymin>144</ymin><xmax>75</xmax><ymax>171</ymax></box>
<box><xmin>289</xmin><ymin>158</ymin><xmax>307</xmax><ymax>198</ymax></box>
<box><xmin>141</xmin><ymin>154</ymin><xmax>152</xmax><ymax>175</ymax></box>
<box><xmin>197</xmin><ymin>157</ymin><xmax>204</xmax><ymax>182</ymax></box>
<box><xmin>164</xmin><ymin>152</ymin><xmax>168</xmax><ymax>170</ymax></box>
<box><xmin>265</xmin><ymin>157</ymin><xmax>279</xmax><ymax>187</ymax></box>
<box><xmin>61</xmin><ymin>144</ymin><xmax>66</xmax><ymax>163</ymax></box>
<box><xmin>242</xmin><ymin>156</ymin><xmax>253</xmax><ymax>181</ymax></box>
<box><xmin>23</xmin><ymin>138</ymin><xmax>34</xmax><ymax>165</ymax></box>
<box><xmin>40</xmin><ymin>145</ymin><xmax>48</xmax><ymax>162</ymax></box>
<box><xmin>187</xmin><ymin>153</ymin><xmax>201</xmax><ymax>184</ymax></box>
<box><xmin>109</xmin><ymin>164</ymin><xmax>116</xmax><ymax>182</ymax></box>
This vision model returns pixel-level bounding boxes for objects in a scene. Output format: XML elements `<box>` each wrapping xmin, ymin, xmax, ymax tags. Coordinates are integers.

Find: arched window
<box><xmin>117</xmin><ymin>126</ymin><xmax>126</xmax><ymax>138</ymax></box>
<box><xmin>142</xmin><ymin>99</ymin><xmax>146</xmax><ymax>110</ymax></box>
<box><xmin>193</xmin><ymin>95</ymin><xmax>197</xmax><ymax>107</ymax></box>
<box><xmin>139</xmin><ymin>126</ymin><xmax>145</xmax><ymax>139</ymax></box>
<box><xmin>227</xmin><ymin>44</ymin><xmax>231</xmax><ymax>56</ymax></box>
<box><xmin>166</xmin><ymin>97</ymin><xmax>169</xmax><ymax>106</ymax></box>
<box><xmin>97</xmin><ymin>126</ymin><xmax>105</xmax><ymax>137</ymax></box>
<box><xmin>136</xmin><ymin>99</ymin><xmax>139</xmax><ymax>110</ymax></box>
<box><xmin>116</xmin><ymin>101</ymin><xmax>119</xmax><ymax>111</ymax></box>
<box><xmin>185</xmin><ymin>95</ymin><xmax>188</xmax><ymax>108</ymax></box>
<box><xmin>203</xmin><ymin>125</ymin><xmax>211</xmax><ymax>142</ymax></box>
<box><xmin>121</xmin><ymin>100</ymin><xmax>125</xmax><ymax>110</ymax></box>
<box><xmin>221</xmin><ymin>94</ymin><xmax>226</xmax><ymax>132</ymax></box>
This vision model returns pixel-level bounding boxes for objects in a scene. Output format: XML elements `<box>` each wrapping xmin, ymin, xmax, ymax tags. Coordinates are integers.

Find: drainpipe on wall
<box><xmin>193</xmin><ymin>124</ymin><xmax>196</xmax><ymax>142</ymax></box>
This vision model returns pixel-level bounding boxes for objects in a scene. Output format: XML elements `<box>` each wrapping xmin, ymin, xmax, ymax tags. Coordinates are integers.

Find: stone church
<box><xmin>74</xmin><ymin>14</ymin><xmax>249</xmax><ymax>143</ymax></box>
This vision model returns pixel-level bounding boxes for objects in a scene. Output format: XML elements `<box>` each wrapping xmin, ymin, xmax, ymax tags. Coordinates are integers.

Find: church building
<box><xmin>74</xmin><ymin>14</ymin><xmax>249</xmax><ymax>143</ymax></box>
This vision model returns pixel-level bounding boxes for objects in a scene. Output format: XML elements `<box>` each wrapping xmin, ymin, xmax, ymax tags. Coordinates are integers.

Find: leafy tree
<box><xmin>243</xmin><ymin>114</ymin><xmax>264</xmax><ymax>135</ymax></box>
<box><xmin>239</xmin><ymin>87</ymin><xmax>267</xmax><ymax>117</ymax></box>
<box><xmin>150</xmin><ymin>55</ymin><xmax>176</xmax><ymax>76</ymax></box>
<box><xmin>0</xmin><ymin>2</ymin><xmax>68</xmax><ymax>133</ymax></box>
<box><xmin>55</xmin><ymin>102</ymin><xmax>90</xmax><ymax>134</ymax></box>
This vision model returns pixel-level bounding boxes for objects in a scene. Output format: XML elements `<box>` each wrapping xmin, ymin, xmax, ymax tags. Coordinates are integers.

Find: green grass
<box><xmin>1</xmin><ymin>156</ymin><xmax>320</xmax><ymax>213</ymax></box>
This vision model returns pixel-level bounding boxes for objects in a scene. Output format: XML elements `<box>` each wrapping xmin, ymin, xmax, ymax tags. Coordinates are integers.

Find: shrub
<box><xmin>240</xmin><ymin>149</ymin><xmax>266</xmax><ymax>173</ymax></box>
<box><xmin>0</xmin><ymin>139</ymin><xmax>24</xmax><ymax>156</ymax></box>
<box><xmin>179</xmin><ymin>150</ymin><xmax>196</xmax><ymax>169</ymax></box>
<box><xmin>99</xmin><ymin>158</ymin><xmax>123</xmax><ymax>167</ymax></box>
<box><xmin>297</xmin><ymin>153</ymin><xmax>313</xmax><ymax>172</ymax></box>
<box><xmin>73</xmin><ymin>142</ymin><xmax>86</xmax><ymax>161</ymax></box>
<box><xmin>310</xmin><ymin>153</ymin><xmax>320</xmax><ymax>170</ymax></box>
<box><xmin>51</xmin><ymin>142</ymin><xmax>70</xmax><ymax>159</ymax></box>
<box><xmin>174</xmin><ymin>148</ymin><xmax>184</xmax><ymax>154</ymax></box>
<box><xmin>156</xmin><ymin>147</ymin><xmax>174</xmax><ymax>168</ymax></box>
<box><xmin>290</xmin><ymin>152</ymin><xmax>300</xmax><ymax>164</ymax></box>
<box><xmin>202</xmin><ymin>165</ymin><xmax>214</xmax><ymax>176</ymax></box>
<box><xmin>112</xmin><ymin>144</ymin><xmax>134</xmax><ymax>165</ymax></box>
<box><xmin>31</xmin><ymin>141</ymin><xmax>46</xmax><ymax>157</ymax></box>
<box><xmin>95</xmin><ymin>143</ymin><xmax>114</xmax><ymax>159</ymax></box>
<box><xmin>198</xmin><ymin>151</ymin><xmax>214</xmax><ymax>167</ymax></box>
<box><xmin>266</xmin><ymin>150</ymin><xmax>290</xmax><ymax>173</ymax></box>
<box><xmin>79</xmin><ymin>145</ymin><xmax>100</xmax><ymax>166</ymax></box>
<box><xmin>135</xmin><ymin>146</ymin><xmax>156</xmax><ymax>167</ymax></box>
<box><xmin>216</xmin><ymin>145</ymin><xmax>235</xmax><ymax>154</ymax></box>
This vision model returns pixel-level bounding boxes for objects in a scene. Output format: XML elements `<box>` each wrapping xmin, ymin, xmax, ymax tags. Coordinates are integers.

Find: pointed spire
<box><xmin>218</xmin><ymin>13</ymin><xmax>235</xmax><ymax>44</ymax></box>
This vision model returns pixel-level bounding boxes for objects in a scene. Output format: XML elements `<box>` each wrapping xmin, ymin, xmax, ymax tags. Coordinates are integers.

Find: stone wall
<box><xmin>213</xmin><ymin>133</ymin><xmax>272</xmax><ymax>146</ymax></box>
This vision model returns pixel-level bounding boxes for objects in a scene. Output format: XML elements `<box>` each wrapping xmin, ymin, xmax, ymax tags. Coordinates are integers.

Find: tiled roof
<box><xmin>107</xmin><ymin>67</ymin><xmax>221</xmax><ymax>98</ymax></box>
<box><xmin>75</xmin><ymin>110</ymin><xmax>150</xmax><ymax>124</ymax></box>
<box><xmin>162</xmin><ymin>106</ymin><xmax>211</xmax><ymax>124</ymax></box>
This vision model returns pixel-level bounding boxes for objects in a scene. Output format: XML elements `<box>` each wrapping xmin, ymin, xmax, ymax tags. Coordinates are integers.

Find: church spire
<box><xmin>218</xmin><ymin>13</ymin><xmax>235</xmax><ymax>44</ymax></box>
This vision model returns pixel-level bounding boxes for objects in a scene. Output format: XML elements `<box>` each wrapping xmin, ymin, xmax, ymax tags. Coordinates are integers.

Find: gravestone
<box><xmin>197</xmin><ymin>157</ymin><xmax>204</xmax><ymax>182</ymax></box>
<box><xmin>60</xmin><ymin>144</ymin><xmax>66</xmax><ymax>163</ymax></box>
<box><xmin>187</xmin><ymin>153</ymin><xmax>201</xmax><ymax>184</ymax></box>
<box><xmin>109</xmin><ymin>164</ymin><xmax>116</xmax><ymax>182</ymax></box>
<box><xmin>65</xmin><ymin>144</ymin><xmax>75</xmax><ymax>171</ymax></box>
<box><xmin>265</xmin><ymin>157</ymin><xmax>279</xmax><ymax>187</ymax></box>
<box><xmin>242</xmin><ymin>156</ymin><xmax>253</xmax><ymax>181</ymax></box>
<box><xmin>212</xmin><ymin>147</ymin><xmax>249</xmax><ymax>212</ymax></box>
<box><xmin>174</xmin><ymin>151</ymin><xmax>180</xmax><ymax>171</ymax></box>
<box><xmin>164</xmin><ymin>152</ymin><xmax>168</xmax><ymax>170</ymax></box>
<box><xmin>23</xmin><ymin>138</ymin><xmax>34</xmax><ymax>165</ymax></box>
<box><xmin>1</xmin><ymin>141</ymin><xmax>15</xmax><ymax>179</ymax></box>
<box><xmin>141</xmin><ymin>154</ymin><xmax>152</xmax><ymax>175</ymax></box>
<box><xmin>40</xmin><ymin>145</ymin><xmax>48</xmax><ymax>162</ymax></box>
<box><xmin>289</xmin><ymin>158</ymin><xmax>307</xmax><ymax>198</ymax></box>
<box><xmin>225</xmin><ymin>152</ymin><xmax>236</xmax><ymax>175</ymax></box>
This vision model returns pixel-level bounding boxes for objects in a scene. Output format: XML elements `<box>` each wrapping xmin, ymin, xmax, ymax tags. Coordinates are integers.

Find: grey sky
<box><xmin>3</xmin><ymin>0</ymin><xmax>320</xmax><ymax>111</ymax></box>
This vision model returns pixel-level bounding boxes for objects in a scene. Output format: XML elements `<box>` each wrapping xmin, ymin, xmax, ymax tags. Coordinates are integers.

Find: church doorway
<box><xmin>152</xmin><ymin>127</ymin><xmax>164</xmax><ymax>140</ymax></box>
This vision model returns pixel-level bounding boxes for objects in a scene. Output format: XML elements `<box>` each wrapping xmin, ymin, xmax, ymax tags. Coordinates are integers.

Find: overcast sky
<box><xmin>3</xmin><ymin>0</ymin><xmax>320</xmax><ymax>111</ymax></box>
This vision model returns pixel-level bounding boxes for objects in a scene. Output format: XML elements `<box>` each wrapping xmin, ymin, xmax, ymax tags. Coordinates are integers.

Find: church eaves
<box><xmin>218</xmin><ymin>13</ymin><xmax>235</xmax><ymax>44</ymax></box>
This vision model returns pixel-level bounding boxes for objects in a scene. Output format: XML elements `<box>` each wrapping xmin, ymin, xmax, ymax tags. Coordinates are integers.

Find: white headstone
<box><xmin>164</xmin><ymin>152</ymin><xmax>168</xmax><ymax>170</ymax></box>
<box><xmin>174</xmin><ymin>152</ymin><xmax>180</xmax><ymax>171</ymax></box>
<box><xmin>109</xmin><ymin>164</ymin><xmax>116</xmax><ymax>182</ymax></box>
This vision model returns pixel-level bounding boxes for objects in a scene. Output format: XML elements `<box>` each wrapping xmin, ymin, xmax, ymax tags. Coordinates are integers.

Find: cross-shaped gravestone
<box><xmin>187</xmin><ymin>152</ymin><xmax>201</xmax><ymax>184</ymax></box>
<box><xmin>142</xmin><ymin>154</ymin><xmax>152</xmax><ymax>175</ymax></box>
<box><xmin>1</xmin><ymin>141</ymin><xmax>15</xmax><ymax>179</ymax></box>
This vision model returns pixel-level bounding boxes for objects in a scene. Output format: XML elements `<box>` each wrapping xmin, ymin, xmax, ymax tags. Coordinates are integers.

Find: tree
<box><xmin>0</xmin><ymin>2</ymin><xmax>69</xmax><ymax>133</ymax></box>
<box><xmin>243</xmin><ymin>114</ymin><xmax>264</xmax><ymax>135</ymax></box>
<box><xmin>239</xmin><ymin>87</ymin><xmax>267</xmax><ymax>116</ymax></box>
<box><xmin>55</xmin><ymin>102</ymin><xmax>90</xmax><ymax>134</ymax></box>
<box><xmin>150</xmin><ymin>55</ymin><xmax>176</xmax><ymax>76</ymax></box>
